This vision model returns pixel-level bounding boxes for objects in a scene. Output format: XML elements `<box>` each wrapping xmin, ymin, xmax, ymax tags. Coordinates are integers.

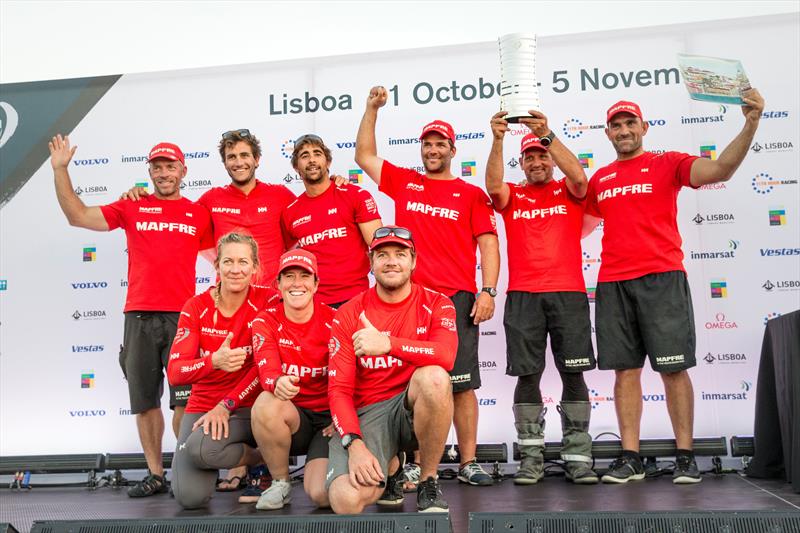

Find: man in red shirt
<box><xmin>281</xmin><ymin>135</ymin><xmax>383</xmax><ymax>307</ymax></box>
<box><xmin>356</xmin><ymin>87</ymin><xmax>500</xmax><ymax>487</ymax></box>
<box><xmin>486</xmin><ymin>111</ymin><xmax>598</xmax><ymax>485</ymax></box>
<box><xmin>327</xmin><ymin>227</ymin><xmax>457</xmax><ymax>514</ymax></box>
<box><xmin>198</xmin><ymin>130</ymin><xmax>297</xmax><ymax>285</ymax></box>
<box><xmin>50</xmin><ymin>135</ymin><xmax>212</xmax><ymax>497</ymax></box>
<box><xmin>250</xmin><ymin>249</ymin><xmax>336</xmax><ymax>510</ymax></box>
<box><xmin>585</xmin><ymin>90</ymin><xmax>764</xmax><ymax>484</ymax></box>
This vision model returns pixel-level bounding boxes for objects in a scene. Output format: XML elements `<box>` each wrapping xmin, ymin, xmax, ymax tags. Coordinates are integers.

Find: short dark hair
<box><xmin>291</xmin><ymin>136</ymin><xmax>332</xmax><ymax>169</ymax></box>
<box><xmin>218</xmin><ymin>131</ymin><xmax>262</xmax><ymax>162</ymax></box>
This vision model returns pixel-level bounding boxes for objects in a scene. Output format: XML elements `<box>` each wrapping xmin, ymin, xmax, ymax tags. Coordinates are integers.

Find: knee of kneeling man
<box><xmin>174</xmin><ymin>489</ymin><xmax>210</xmax><ymax>510</ymax></box>
<box><xmin>414</xmin><ymin>365</ymin><xmax>452</xmax><ymax>392</ymax></box>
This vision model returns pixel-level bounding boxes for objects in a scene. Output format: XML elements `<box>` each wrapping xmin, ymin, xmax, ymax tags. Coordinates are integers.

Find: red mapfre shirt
<box><xmin>100</xmin><ymin>196</ymin><xmax>211</xmax><ymax>312</ymax></box>
<box><xmin>281</xmin><ymin>183</ymin><xmax>380</xmax><ymax>304</ymax></box>
<box><xmin>328</xmin><ymin>284</ymin><xmax>458</xmax><ymax>437</ymax></box>
<box><xmin>586</xmin><ymin>151</ymin><xmax>699</xmax><ymax>282</ymax></box>
<box><xmin>252</xmin><ymin>301</ymin><xmax>336</xmax><ymax>412</ymax></box>
<box><xmin>497</xmin><ymin>179</ymin><xmax>586</xmax><ymax>293</ymax></box>
<box><xmin>166</xmin><ymin>285</ymin><xmax>280</xmax><ymax>413</ymax></box>
<box><xmin>379</xmin><ymin>161</ymin><xmax>497</xmax><ymax>296</ymax></box>
<box><xmin>198</xmin><ymin>180</ymin><xmax>296</xmax><ymax>285</ymax></box>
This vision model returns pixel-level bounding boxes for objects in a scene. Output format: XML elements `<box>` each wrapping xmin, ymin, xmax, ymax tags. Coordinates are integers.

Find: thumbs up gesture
<box><xmin>211</xmin><ymin>332</ymin><xmax>248</xmax><ymax>372</ymax></box>
<box><xmin>352</xmin><ymin>312</ymin><xmax>391</xmax><ymax>357</ymax></box>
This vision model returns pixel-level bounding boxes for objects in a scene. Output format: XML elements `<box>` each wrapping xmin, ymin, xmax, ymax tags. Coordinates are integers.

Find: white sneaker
<box><xmin>255</xmin><ymin>478</ymin><xmax>292</xmax><ymax>510</ymax></box>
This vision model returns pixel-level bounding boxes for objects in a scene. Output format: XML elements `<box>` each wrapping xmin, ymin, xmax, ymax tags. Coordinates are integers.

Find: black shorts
<box><xmin>449</xmin><ymin>291</ymin><xmax>481</xmax><ymax>392</ymax></box>
<box><xmin>119</xmin><ymin>312</ymin><xmax>191</xmax><ymax>413</ymax></box>
<box><xmin>503</xmin><ymin>291</ymin><xmax>595</xmax><ymax>376</ymax></box>
<box><xmin>290</xmin><ymin>407</ymin><xmax>332</xmax><ymax>462</ymax></box>
<box><xmin>596</xmin><ymin>271</ymin><xmax>696</xmax><ymax>373</ymax></box>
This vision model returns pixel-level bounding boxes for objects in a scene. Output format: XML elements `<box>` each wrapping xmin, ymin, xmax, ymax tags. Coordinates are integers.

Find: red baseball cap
<box><xmin>147</xmin><ymin>142</ymin><xmax>185</xmax><ymax>165</ymax></box>
<box><xmin>419</xmin><ymin>120</ymin><xmax>456</xmax><ymax>144</ymax></box>
<box><xmin>520</xmin><ymin>134</ymin><xmax>548</xmax><ymax>154</ymax></box>
<box><xmin>278</xmin><ymin>248</ymin><xmax>318</xmax><ymax>276</ymax></box>
<box><xmin>606</xmin><ymin>101</ymin><xmax>643</xmax><ymax>123</ymax></box>
<box><xmin>369</xmin><ymin>226</ymin><xmax>415</xmax><ymax>252</ymax></box>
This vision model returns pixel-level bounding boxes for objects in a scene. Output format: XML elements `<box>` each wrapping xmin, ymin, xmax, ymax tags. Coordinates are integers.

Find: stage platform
<box><xmin>2</xmin><ymin>462</ymin><xmax>799</xmax><ymax>532</ymax></box>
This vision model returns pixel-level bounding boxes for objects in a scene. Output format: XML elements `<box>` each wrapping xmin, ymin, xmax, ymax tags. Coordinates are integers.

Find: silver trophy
<box><xmin>498</xmin><ymin>32</ymin><xmax>541</xmax><ymax>123</ymax></box>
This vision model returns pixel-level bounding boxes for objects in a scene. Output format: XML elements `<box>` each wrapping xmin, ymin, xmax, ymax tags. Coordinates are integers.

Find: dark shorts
<box><xmin>596</xmin><ymin>271</ymin><xmax>696</xmax><ymax>373</ymax></box>
<box><xmin>503</xmin><ymin>291</ymin><xmax>596</xmax><ymax>376</ymax></box>
<box><xmin>119</xmin><ymin>311</ymin><xmax>190</xmax><ymax>413</ymax></box>
<box><xmin>290</xmin><ymin>407</ymin><xmax>332</xmax><ymax>462</ymax></box>
<box><xmin>449</xmin><ymin>291</ymin><xmax>481</xmax><ymax>392</ymax></box>
<box><xmin>326</xmin><ymin>391</ymin><xmax>417</xmax><ymax>490</ymax></box>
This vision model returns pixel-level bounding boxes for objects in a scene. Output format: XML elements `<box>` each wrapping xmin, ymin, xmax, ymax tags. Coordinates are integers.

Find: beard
<box><xmin>375</xmin><ymin>270</ymin><xmax>411</xmax><ymax>291</ymax></box>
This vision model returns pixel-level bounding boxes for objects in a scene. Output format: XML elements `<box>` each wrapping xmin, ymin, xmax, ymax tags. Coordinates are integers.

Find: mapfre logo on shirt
<box><xmin>139</xmin><ymin>207</ymin><xmax>162</xmax><ymax>214</ymax></box>
<box><xmin>597</xmin><ymin>183</ymin><xmax>653</xmax><ymax>202</ymax></box>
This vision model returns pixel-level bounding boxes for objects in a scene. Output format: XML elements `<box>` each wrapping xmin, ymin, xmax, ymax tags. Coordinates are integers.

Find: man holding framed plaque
<box><xmin>586</xmin><ymin>89</ymin><xmax>764</xmax><ymax>485</ymax></box>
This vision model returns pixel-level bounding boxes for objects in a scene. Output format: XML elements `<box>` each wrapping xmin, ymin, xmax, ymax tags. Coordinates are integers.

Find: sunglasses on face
<box><xmin>373</xmin><ymin>227</ymin><xmax>413</xmax><ymax>241</ymax></box>
<box><xmin>222</xmin><ymin>129</ymin><xmax>251</xmax><ymax>140</ymax></box>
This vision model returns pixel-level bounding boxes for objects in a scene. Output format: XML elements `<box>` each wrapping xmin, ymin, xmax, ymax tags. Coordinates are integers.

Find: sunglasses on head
<box><xmin>294</xmin><ymin>133</ymin><xmax>323</xmax><ymax>145</ymax></box>
<box><xmin>373</xmin><ymin>227</ymin><xmax>413</xmax><ymax>241</ymax></box>
<box><xmin>222</xmin><ymin>129</ymin><xmax>251</xmax><ymax>140</ymax></box>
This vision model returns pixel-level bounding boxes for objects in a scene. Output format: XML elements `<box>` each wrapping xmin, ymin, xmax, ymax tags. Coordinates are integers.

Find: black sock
<box><xmin>622</xmin><ymin>449</ymin><xmax>641</xmax><ymax>461</ymax></box>
<box><xmin>676</xmin><ymin>448</ymin><xmax>694</xmax><ymax>459</ymax></box>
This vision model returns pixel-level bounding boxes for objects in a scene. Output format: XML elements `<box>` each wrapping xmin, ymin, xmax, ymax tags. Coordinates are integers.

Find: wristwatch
<box><xmin>539</xmin><ymin>131</ymin><xmax>556</xmax><ymax>147</ymax></box>
<box><xmin>342</xmin><ymin>433</ymin><xmax>362</xmax><ymax>450</ymax></box>
<box><xmin>220</xmin><ymin>398</ymin><xmax>235</xmax><ymax>412</ymax></box>
<box><xmin>481</xmin><ymin>287</ymin><xmax>498</xmax><ymax>297</ymax></box>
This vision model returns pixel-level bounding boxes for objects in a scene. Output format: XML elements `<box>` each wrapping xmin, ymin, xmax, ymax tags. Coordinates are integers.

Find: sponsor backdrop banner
<box><xmin>1</xmin><ymin>14</ymin><xmax>798</xmax><ymax>455</ymax></box>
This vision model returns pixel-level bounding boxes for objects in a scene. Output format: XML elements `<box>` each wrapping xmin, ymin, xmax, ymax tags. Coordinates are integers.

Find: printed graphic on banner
<box><xmin>461</xmin><ymin>161</ymin><xmax>476</xmax><ymax>177</ymax></box>
<box><xmin>710</xmin><ymin>278</ymin><xmax>728</xmax><ymax>298</ymax></box>
<box><xmin>348</xmin><ymin>169</ymin><xmax>363</xmax><ymax>184</ymax></box>
<box><xmin>768</xmin><ymin>207</ymin><xmax>786</xmax><ymax>226</ymax></box>
<box><xmin>81</xmin><ymin>372</ymin><xmax>95</xmax><ymax>389</ymax></box>
<box><xmin>700</xmin><ymin>145</ymin><xmax>717</xmax><ymax>160</ymax></box>
<box><xmin>752</xmin><ymin>172</ymin><xmax>799</xmax><ymax>195</ymax></box>
<box><xmin>763</xmin><ymin>312</ymin><xmax>782</xmax><ymax>325</ymax></box>
<box><xmin>578</xmin><ymin>152</ymin><xmax>594</xmax><ymax>169</ymax></box>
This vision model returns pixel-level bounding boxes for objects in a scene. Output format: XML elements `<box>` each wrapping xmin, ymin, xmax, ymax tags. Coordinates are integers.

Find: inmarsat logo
<box><xmin>0</xmin><ymin>101</ymin><xmax>20</xmax><ymax>148</ymax></box>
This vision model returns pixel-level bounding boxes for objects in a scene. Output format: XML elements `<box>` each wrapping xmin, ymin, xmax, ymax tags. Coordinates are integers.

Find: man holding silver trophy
<box><xmin>485</xmin><ymin>110</ymin><xmax>599</xmax><ymax>485</ymax></box>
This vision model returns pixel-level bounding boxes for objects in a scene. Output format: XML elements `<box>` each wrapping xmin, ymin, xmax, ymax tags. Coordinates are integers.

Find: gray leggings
<box><xmin>171</xmin><ymin>408</ymin><xmax>256</xmax><ymax>509</ymax></box>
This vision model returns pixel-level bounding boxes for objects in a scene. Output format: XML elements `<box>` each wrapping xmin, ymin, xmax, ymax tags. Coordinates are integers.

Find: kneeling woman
<box><xmin>167</xmin><ymin>232</ymin><xmax>278</xmax><ymax>509</ymax></box>
<box><xmin>251</xmin><ymin>249</ymin><xmax>336</xmax><ymax>510</ymax></box>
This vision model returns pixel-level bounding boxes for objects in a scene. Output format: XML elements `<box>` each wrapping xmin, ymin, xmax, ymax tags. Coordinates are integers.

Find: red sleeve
<box><xmin>470</xmin><ymin>188</ymin><xmax>498</xmax><ymax>238</ymax></box>
<box><xmin>220</xmin><ymin>366</ymin><xmax>260</xmax><ymax>411</ymax></box>
<box><xmin>387</xmin><ymin>294</ymin><xmax>457</xmax><ymax>370</ymax></box>
<box><xmin>584</xmin><ymin>175</ymin><xmax>601</xmax><ymax>217</ymax></box>
<box><xmin>667</xmin><ymin>151</ymin><xmax>700</xmax><ymax>189</ymax></box>
<box><xmin>279</xmin><ymin>207</ymin><xmax>297</xmax><ymax>250</ymax></box>
<box><xmin>378</xmin><ymin>159</ymin><xmax>412</xmax><ymax>199</ymax></box>
<box><xmin>351</xmin><ymin>186</ymin><xmax>381</xmax><ymax>223</ymax></box>
<box><xmin>279</xmin><ymin>185</ymin><xmax>297</xmax><ymax>208</ymax></box>
<box><xmin>99</xmin><ymin>199</ymin><xmax>127</xmax><ymax>231</ymax></box>
<box><xmin>196</xmin><ymin>204</ymin><xmax>215</xmax><ymax>250</ymax></box>
<box><xmin>167</xmin><ymin>299</ymin><xmax>215</xmax><ymax>386</ymax></box>
<box><xmin>328</xmin><ymin>305</ymin><xmax>361</xmax><ymax>437</ymax></box>
<box><xmin>252</xmin><ymin>312</ymin><xmax>283</xmax><ymax>394</ymax></box>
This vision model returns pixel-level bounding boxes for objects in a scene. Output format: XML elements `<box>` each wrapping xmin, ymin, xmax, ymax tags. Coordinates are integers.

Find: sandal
<box><xmin>216</xmin><ymin>475</ymin><xmax>245</xmax><ymax>492</ymax></box>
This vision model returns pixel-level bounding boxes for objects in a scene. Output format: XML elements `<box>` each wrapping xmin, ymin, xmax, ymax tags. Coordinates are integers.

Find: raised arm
<box><xmin>49</xmin><ymin>135</ymin><xmax>110</xmax><ymax>231</ymax></box>
<box><xmin>519</xmin><ymin>111</ymin><xmax>588</xmax><ymax>199</ymax></box>
<box><xmin>690</xmin><ymin>88</ymin><xmax>764</xmax><ymax>187</ymax></box>
<box><xmin>486</xmin><ymin>111</ymin><xmax>511</xmax><ymax>210</ymax></box>
<box><xmin>354</xmin><ymin>86</ymin><xmax>388</xmax><ymax>185</ymax></box>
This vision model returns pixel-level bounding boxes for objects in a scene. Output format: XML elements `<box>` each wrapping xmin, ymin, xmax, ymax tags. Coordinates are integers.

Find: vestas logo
<box><xmin>72</xmin><ymin>345</ymin><xmax>104</xmax><ymax>353</ymax></box>
<box><xmin>0</xmin><ymin>101</ymin><xmax>19</xmax><ymax>148</ymax></box>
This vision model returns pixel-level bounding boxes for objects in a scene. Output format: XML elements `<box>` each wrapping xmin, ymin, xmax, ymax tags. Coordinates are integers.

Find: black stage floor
<box><xmin>2</xmin><ymin>466</ymin><xmax>799</xmax><ymax>532</ymax></box>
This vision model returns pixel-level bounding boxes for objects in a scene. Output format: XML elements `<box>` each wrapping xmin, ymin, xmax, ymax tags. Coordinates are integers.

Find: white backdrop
<box><xmin>1</xmin><ymin>14</ymin><xmax>798</xmax><ymax>455</ymax></box>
